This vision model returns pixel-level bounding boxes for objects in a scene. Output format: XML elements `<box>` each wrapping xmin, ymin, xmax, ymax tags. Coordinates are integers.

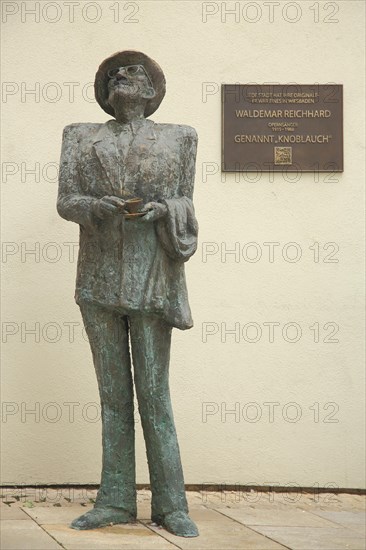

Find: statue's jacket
<box><xmin>57</xmin><ymin>119</ymin><xmax>198</xmax><ymax>330</ymax></box>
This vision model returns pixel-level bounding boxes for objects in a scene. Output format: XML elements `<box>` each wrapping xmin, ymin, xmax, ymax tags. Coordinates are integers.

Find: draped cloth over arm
<box><xmin>142</xmin><ymin>125</ymin><xmax>199</xmax><ymax>329</ymax></box>
<box><xmin>156</xmin><ymin>197</ymin><xmax>198</xmax><ymax>263</ymax></box>
<box><xmin>142</xmin><ymin>199</ymin><xmax>198</xmax><ymax>328</ymax></box>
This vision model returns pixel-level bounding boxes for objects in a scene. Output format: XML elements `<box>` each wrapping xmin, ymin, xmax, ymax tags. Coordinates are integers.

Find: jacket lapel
<box><xmin>92</xmin><ymin>119</ymin><xmax>157</xmax><ymax>195</ymax></box>
<box><xmin>123</xmin><ymin>120</ymin><xmax>157</xmax><ymax>182</ymax></box>
<box><xmin>92</xmin><ymin>121</ymin><xmax>120</xmax><ymax>195</ymax></box>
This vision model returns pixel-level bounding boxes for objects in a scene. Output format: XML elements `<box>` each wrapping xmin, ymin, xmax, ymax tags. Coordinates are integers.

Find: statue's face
<box><xmin>107</xmin><ymin>64</ymin><xmax>155</xmax><ymax>109</ymax></box>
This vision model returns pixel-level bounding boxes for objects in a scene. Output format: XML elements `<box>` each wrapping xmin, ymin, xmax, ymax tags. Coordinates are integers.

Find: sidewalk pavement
<box><xmin>1</xmin><ymin>488</ymin><xmax>365</xmax><ymax>550</ymax></box>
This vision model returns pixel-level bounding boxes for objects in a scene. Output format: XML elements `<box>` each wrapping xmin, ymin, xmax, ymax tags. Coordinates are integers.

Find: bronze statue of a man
<box><xmin>57</xmin><ymin>50</ymin><xmax>199</xmax><ymax>537</ymax></box>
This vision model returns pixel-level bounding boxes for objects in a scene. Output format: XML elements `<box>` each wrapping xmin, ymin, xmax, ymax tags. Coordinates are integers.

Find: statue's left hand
<box><xmin>141</xmin><ymin>202</ymin><xmax>167</xmax><ymax>222</ymax></box>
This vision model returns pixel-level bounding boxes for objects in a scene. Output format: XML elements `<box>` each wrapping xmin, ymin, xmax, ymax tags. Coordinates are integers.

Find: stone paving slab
<box><xmin>0</xmin><ymin>519</ymin><xmax>62</xmax><ymax>549</ymax></box>
<box><xmin>248</xmin><ymin>525</ymin><xmax>366</xmax><ymax>550</ymax></box>
<box><xmin>18</xmin><ymin>503</ymin><xmax>180</xmax><ymax>549</ymax></box>
<box><xmin>213</xmin><ymin>503</ymin><xmax>341</xmax><ymax>528</ymax></box>
<box><xmin>20</xmin><ymin>504</ymin><xmax>93</xmax><ymax>525</ymax></box>
<box><xmin>0</xmin><ymin>505</ymin><xmax>31</xmax><ymax>520</ymax></box>
<box><xmin>309</xmin><ymin>509</ymin><xmax>366</xmax><ymax>536</ymax></box>
<box><xmin>41</xmin><ymin>523</ymin><xmax>179</xmax><ymax>550</ymax></box>
<box><xmin>141</xmin><ymin>506</ymin><xmax>287</xmax><ymax>549</ymax></box>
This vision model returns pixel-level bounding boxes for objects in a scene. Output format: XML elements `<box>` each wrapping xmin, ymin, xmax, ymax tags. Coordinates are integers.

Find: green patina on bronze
<box><xmin>57</xmin><ymin>50</ymin><xmax>199</xmax><ymax>538</ymax></box>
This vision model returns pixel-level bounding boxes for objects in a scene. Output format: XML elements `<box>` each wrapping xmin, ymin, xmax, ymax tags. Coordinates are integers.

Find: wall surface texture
<box><xmin>1</xmin><ymin>0</ymin><xmax>365</xmax><ymax>489</ymax></box>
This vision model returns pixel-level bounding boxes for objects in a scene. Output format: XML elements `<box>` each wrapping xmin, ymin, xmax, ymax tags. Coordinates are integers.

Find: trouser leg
<box><xmin>129</xmin><ymin>315</ymin><xmax>188</xmax><ymax>518</ymax></box>
<box><xmin>79</xmin><ymin>302</ymin><xmax>136</xmax><ymax>515</ymax></box>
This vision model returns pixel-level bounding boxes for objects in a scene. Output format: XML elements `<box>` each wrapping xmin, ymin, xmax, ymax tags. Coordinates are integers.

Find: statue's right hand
<box><xmin>93</xmin><ymin>196</ymin><xmax>126</xmax><ymax>219</ymax></box>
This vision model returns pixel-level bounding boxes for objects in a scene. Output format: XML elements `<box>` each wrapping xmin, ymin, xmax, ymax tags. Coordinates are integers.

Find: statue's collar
<box><xmin>93</xmin><ymin>118</ymin><xmax>155</xmax><ymax>144</ymax></box>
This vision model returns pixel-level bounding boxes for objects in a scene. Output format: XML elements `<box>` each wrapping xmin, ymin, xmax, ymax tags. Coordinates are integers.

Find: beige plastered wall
<box><xmin>1</xmin><ymin>0</ymin><xmax>365</xmax><ymax>489</ymax></box>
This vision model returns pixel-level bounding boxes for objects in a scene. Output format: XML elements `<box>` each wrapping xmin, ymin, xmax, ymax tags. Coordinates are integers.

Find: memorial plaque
<box><xmin>222</xmin><ymin>84</ymin><xmax>343</xmax><ymax>172</ymax></box>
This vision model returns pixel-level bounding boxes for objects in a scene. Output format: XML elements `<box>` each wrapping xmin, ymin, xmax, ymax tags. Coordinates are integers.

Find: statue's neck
<box><xmin>113</xmin><ymin>102</ymin><xmax>146</xmax><ymax>124</ymax></box>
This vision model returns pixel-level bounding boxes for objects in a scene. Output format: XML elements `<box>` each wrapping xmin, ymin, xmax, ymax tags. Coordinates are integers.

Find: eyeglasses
<box><xmin>107</xmin><ymin>65</ymin><xmax>153</xmax><ymax>88</ymax></box>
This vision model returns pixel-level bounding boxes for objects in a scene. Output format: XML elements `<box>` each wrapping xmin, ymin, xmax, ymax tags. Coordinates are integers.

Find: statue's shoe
<box><xmin>159</xmin><ymin>511</ymin><xmax>199</xmax><ymax>537</ymax></box>
<box><xmin>70</xmin><ymin>506</ymin><xmax>136</xmax><ymax>530</ymax></box>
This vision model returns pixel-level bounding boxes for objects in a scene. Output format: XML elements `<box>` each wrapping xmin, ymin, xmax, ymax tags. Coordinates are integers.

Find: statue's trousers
<box><xmin>79</xmin><ymin>301</ymin><xmax>189</xmax><ymax>519</ymax></box>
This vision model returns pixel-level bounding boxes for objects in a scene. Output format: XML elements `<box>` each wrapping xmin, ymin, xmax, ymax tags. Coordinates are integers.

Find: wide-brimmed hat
<box><xmin>94</xmin><ymin>50</ymin><xmax>166</xmax><ymax>118</ymax></box>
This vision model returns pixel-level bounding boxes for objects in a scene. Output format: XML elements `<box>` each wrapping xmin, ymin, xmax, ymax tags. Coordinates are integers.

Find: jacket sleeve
<box><xmin>57</xmin><ymin>124</ymin><xmax>99</xmax><ymax>228</ymax></box>
<box><xmin>156</xmin><ymin>126</ymin><xmax>199</xmax><ymax>262</ymax></box>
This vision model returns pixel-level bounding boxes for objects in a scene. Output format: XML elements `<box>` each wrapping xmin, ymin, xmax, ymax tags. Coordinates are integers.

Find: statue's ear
<box><xmin>143</xmin><ymin>87</ymin><xmax>156</xmax><ymax>99</ymax></box>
